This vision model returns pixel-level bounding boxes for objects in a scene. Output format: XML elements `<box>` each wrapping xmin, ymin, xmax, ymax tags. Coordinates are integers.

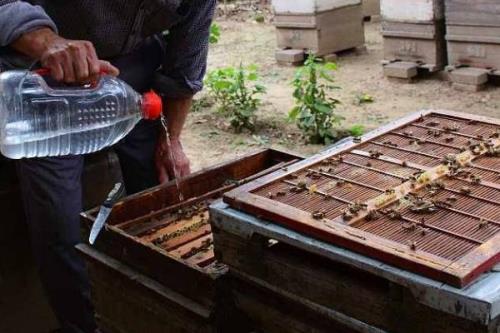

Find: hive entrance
<box><xmin>224</xmin><ymin>111</ymin><xmax>500</xmax><ymax>287</ymax></box>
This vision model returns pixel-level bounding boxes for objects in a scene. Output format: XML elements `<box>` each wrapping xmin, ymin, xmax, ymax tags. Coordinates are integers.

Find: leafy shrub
<box><xmin>205</xmin><ymin>64</ymin><xmax>266</xmax><ymax>132</ymax></box>
<box><xmin>209</xmin><ymin>23</ymin><xmax>221</xmax><ymax>44</ymax></box>
<box><xmin>289</xmin><ymin>54</ymin><xmax>343</xmax><ymax>144</ymax></box>
<box><xmin>349</xmin><ymin>124</ymin><xmax>365</xmax><ymax>137</ymax></box>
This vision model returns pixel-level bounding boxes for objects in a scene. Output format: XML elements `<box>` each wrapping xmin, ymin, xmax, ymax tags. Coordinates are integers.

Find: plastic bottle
<box><xmin>0</xmin><ymin>70</ymin><xmax>162</xmax><ymax>159</ymax></box>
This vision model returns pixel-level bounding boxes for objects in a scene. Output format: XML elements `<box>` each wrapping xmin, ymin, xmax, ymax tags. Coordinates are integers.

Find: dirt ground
<box><xmin>183</xmin><ymin>13</ymin><xmax>500</xmax><ymax>172</ymax></box>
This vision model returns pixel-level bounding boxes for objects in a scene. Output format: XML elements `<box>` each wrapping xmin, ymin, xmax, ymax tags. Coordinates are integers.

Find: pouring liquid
<box><xmin>160</xmin><ymin>115</ymin><xmax>185</xmax><ymax>203</ymax></box>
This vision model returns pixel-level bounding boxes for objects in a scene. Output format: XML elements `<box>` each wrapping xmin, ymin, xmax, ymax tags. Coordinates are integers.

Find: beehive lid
<box><xmin>381</xmin><ymin>0</ymin><xmax>444</xmax><ymax>22</ymax></box>
<box><xmin>272</xmin><ymin>0</ymin><xmax>361</xmax><ymax>15</ymax></box>
<box><xmin>224</xmin><ymin>110</ymin><xmax>500</xmax><ymax>288</ymax></box>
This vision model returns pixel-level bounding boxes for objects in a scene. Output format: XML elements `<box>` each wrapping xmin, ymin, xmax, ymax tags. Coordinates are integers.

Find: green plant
<box><xmin>205</xmin><ymin>64</ymin><xmax>266</xmax><ymax>132</ymax></box>
<box><xmin>349</xmin><ymin>124</ymin><xmax>365</xmax><ymax>137</ymax></box>
<box><xmin>355</xmin><ymin>93</ymin><xmax>374</xmax><ymax>105</ymax></box>
<box><xmin>289</xmin><ymin>54</ymin><xmax>343</xmax><ymax>144</ymax></box>
<box><xmin>209</xmin><ymin>23</ymin><xmax>221</xmax><ymax>44</ymax></box>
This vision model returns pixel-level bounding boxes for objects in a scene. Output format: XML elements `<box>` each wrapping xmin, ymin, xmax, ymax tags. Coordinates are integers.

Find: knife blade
<box><xmin>89</xmin><ymin>182</ymin><xmax>125</xmax><ymax>245</ymax></box>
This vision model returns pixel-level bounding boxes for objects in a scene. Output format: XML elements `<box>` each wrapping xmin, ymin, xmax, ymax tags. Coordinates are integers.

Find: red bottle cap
<box><xmin>142</xmin><ymin>90</ymin><xmax>163</xmax><ymax>120</ymax></box>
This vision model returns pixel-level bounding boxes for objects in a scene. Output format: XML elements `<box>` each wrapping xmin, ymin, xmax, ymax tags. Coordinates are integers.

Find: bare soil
<box><xmin>183</xmin><ymin>14</ymin><xmax>500</xmax><ymax>171</ymax></box>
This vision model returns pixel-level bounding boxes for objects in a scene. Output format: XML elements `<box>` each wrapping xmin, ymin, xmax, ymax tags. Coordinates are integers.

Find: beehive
<box><xmin>446</xmin><ymin>0</ymin><xmax>500</xmax><ymax>70</ymax></box>
<box><xmin>272</xmin><ymin>0</ymin><xmax>365</xmax><ymax>56</ymax></box>
<box><xmin>362</xmin><ymin>0</ymin><xmax>380</xmax><ymax>18</ymax></box>
<box><xmin>381</xmin><ymin>0</ymin><xmax>446</xmax><ymax>70</ymax></box>
<box><xmin>79</xmin><ymin>149</ymin><xmax>301</xmax><ymax>333</ymax></box>
<box><xmin>224</xmin><ymin>110</ymin><xmax>500</xmax><ymax>288</ymax></box>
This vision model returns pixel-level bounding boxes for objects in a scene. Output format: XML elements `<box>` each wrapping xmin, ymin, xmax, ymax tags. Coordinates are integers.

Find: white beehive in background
<box><xmin>445</xmin><ymin>0</ymin><xmax>500</xmax><ymax>71</ymax></box>
<box><xmin>272</xmin><ymin>0</ymin><xmax>361</xmax><ymax>14</ymax></box>
<box><xmin>272</xmin><ymin>0</ymin><xmax>365</xmax><ymax>57</ymax></box>
<box><xmin>381</xmin><ymin>0</ymin><xmax>446</xmax><ymax>73</ymax></box>
<box><xmin>363</xmin><ymin>0</ymin><xmax>380</xmax><ymax>19</ymax></box>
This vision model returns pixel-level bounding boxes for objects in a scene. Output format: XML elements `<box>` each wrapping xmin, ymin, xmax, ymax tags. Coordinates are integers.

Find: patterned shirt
<box><xmin>0</xmin><ymin>0</ymin><xmax>216</xmax><ymax>97</ymax></box>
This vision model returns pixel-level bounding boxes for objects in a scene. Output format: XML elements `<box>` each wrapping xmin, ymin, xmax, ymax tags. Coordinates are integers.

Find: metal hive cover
<box><xmin>224</xmin><ymin>110</ymin><xmax>500</xmax><ymax>287</ymax></box>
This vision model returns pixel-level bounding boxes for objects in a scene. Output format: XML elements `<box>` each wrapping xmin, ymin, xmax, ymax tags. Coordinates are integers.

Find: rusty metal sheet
<box><xmin>224</xmin><ymin>110</ymin><xmax>500</xmax><ymax>288</ymax></box>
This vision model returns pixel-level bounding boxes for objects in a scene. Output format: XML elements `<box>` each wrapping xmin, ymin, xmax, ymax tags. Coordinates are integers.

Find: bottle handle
<box><xmin>33</xmin><ymin>68</ymin><xmax>109</xmax><ymax>88</ymax></box>
<box><xmin>33</xmin><ymin>68</ymin><xmax>109</xmax><ymax>76</ymax></box>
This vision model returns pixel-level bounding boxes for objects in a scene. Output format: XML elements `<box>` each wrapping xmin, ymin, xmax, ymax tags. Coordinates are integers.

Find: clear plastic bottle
<box><xmin>0</xmin><ymin>70</ymin><xmax>162</xmax><ymax>159</ymax></box>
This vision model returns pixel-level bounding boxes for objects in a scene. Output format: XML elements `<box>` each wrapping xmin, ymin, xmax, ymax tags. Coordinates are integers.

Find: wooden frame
<box><xmin>224</xmin><ymin>110</ymin><xmax>500</xmax><ymax>288</ymax></box>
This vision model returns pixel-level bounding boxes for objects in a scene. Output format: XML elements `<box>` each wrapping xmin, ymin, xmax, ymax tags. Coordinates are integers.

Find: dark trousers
<box><xmin>16</xmin><ymin>38</ymin><xmax>162</xmax><ymax>333</ymax></box>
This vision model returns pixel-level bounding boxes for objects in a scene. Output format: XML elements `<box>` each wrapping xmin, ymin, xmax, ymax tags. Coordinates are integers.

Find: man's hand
<box><xmin>11</xmin><ymin>28</ymin><xmax>119</xmax><ymax>83</ymax></box>
<box><xmin>155</xmin><ymin>134</ymin><xmax>191</xmax><ymax>184</ymax></box>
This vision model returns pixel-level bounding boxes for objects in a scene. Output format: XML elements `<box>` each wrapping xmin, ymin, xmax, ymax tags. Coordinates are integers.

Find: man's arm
<box><xmin>1</xmin><ymin>1</ymin><xmax>118</xmax><ymax>82</ymax></box>
<box><xmin>154</xmin><ymin>0</ymin><xmax>217</xmax><ymax>182</ymax></box>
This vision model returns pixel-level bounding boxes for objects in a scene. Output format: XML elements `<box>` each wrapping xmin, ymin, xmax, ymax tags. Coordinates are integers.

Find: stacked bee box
<box><xmin>381</xmin><ymin>0</ymin><xmax>446</xmax><ymax>79</ymax></box>
<box><xmin>273</xmin><ymin>0</ymin><xmax>365</xmax><ymax>63</ymax></box>
<box><xmin>362</xmin><ymin>0</ymin><xmax>380</xmax><ymax>20</ymax></box>
<box><xmin>445</xmin><ymin>0</ymin><xmax>500</xmax><ymax>91</ymax></box>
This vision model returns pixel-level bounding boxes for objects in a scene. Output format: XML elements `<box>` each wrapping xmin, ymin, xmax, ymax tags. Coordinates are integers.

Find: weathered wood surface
<box><xmin>77</xmin><ymin>245</ymin><xmax>217</xmax><ymax>333</ymax></box>
<box><xmin>212</xmin><ymin>227</ymin><xmax>500</xmax><ymax>333</ymax></box>
<box><xmin>446</xmin><ymin>25</ymin><xmax>500</xmax><ymax>70</ymax></box>
<box><xmin>86</xmin><ymin>148</ymin><xmax>298</xmax><ymax>225</ymax></box>
<box><xmin>382</xmin><ymin>21</ymin><xmax>446</xmax><ymax>68</ymax></box>
<box><xmin>445</xmin><ymin>0</ymin><xmax>500</xmax><ymax>27</ymax></box>
<box><xmin>231</xmin><ymin>277</ymin><xmax>359</xmax><ymax>333</ymax></box>
<box><xmin>445</xmin><ymin>1</ymin><xmax>500</xmax><ymax>70</ymax></box>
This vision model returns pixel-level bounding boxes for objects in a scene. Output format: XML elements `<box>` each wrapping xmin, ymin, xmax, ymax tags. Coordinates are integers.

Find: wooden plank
<box><xmin>76</xmin><ymin>244</ymin><xmax>214</xmax><ymax>333</ymax></box>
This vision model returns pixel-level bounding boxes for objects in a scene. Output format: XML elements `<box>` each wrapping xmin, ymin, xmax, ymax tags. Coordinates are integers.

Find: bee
<box><xmin>460</xmin><ymin>186</ymin><xmax>472</xmax><ymax>195</ymax></box>
<box><xmin>409</xmin><ymin>241</ymin><xmax>417</xmax><ymax>251</ymax></box>
<box><xmin>446</xmin><ymin>195</ymin><xmax>457</xmax><ymax>203</ymax></box>
<box><xmin>470</xmin><ymin>175</ymin><xmax>482</xmax><ymax>184</ymax></box>
<box><xmin>402</xmin><ymin>222</ymin><xmax>417</xmax><ymax>231</ymax></box>
<box><xmin>403</xmin><ymin>131</ymin><xmax>413</xmax><ymax>137</ymax></box>
<box><xmin>365</xmin><ymin>210</ymin><xmax>381</xmax><ymax>221</ymax></box>
<box><xmin>312</xmin><ymin>211</ymin><xmax>325</xmax><ymax>220</ymax></box>
<box><xmin>479</xmin><ymin>219</ymin><xmax>489</xmax><ymax>229</ymax></box>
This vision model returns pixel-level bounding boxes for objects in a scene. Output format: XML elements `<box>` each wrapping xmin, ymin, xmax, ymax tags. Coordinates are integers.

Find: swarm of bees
<box><xmin>342</xmin><ymin>202</ymin><xmax>368</xmax><ymax>221</ymax></box>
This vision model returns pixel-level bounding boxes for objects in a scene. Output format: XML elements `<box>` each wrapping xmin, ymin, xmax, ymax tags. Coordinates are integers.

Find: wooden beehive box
<box><xmin>445</xmin><ymin>0</ymin><xmax>500</xmax><ymax>70</ymax></box>
<box><xmin>272</xmin><ymin>0</ymin><xmax>365</xmax><ymax>56</ymax></box>
<box><xmin>79</xmin><ymin>149</ymin><xmax>302</xmax><ymax>333</ymax></box>
<box><xmin>213</xmin><ymin>110</ymin><xmax>500</xmax><ymax>333</ymax></box>
<box><xmin>363</xmin><ymin>0</ymin><xmax>380</xmax><ymax>18</ymax></box>
<box><xmin>382</xmin><ymin>0</ymin><xmax>446</xmax><ymax>71</ymax></box>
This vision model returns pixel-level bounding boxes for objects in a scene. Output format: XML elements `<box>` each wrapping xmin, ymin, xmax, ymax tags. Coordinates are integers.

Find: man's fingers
<box><xmin>42</xmin><ymin>57</ymin><xmax>64</xmax><ymax>81</ymax></box>
<box><xmin>84</xmin><ymin>42</ymin><xmax>101</xmax><ymax>77</ymax></box>
<box><xmin>99</xmin><ymin>60</ymin><xmax>120</xmax><ymax>77</ymax></box>
<box><xmin>69</xmin><ymin>44</ymin><xmax>89</xmax><ymax>82</ymax></box>
<box><xmin>60</xmin><ymin>52</ymin><xmax>76</xmax><ymax>83</ymax></box>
